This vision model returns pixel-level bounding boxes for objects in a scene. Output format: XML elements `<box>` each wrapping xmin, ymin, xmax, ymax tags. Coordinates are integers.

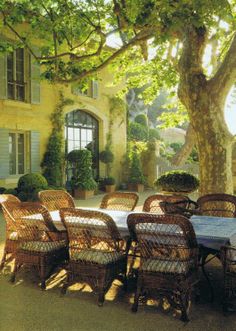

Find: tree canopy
<box><xmin>1</xmin><ymin>0</ymin><xmax>236</xmax><ymax>193</ymax></box>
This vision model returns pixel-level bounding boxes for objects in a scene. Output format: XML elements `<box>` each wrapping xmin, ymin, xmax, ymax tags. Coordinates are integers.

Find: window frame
<box><xmin>7</xmin><ymin>48</ymin><xmax>26</xmax><ymax>102</ymax></box>
<box><xmin>9</xmin><ymin>130</ymin><xmax>27</xmax><ymax>176</ymax></box>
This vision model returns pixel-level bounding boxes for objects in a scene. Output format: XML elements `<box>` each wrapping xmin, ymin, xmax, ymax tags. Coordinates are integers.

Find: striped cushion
<box><xmin>142</xmin><ymin>258</ymin><xmax>192</xmax><ymax>274</ymax></box>
<box><xmin>9</xmin><ymin>232</ymin><xmax>18</xmax><ymax>240</ymax></box>
<box><xmin>70</xmin><ymin>249</ymin><xmax>123</xmax><ymax>264</ymax></box>
<box><xmin>20</xmin><ymin>240</ymin><xmax>66</xmax><ymax>252</ymax></box>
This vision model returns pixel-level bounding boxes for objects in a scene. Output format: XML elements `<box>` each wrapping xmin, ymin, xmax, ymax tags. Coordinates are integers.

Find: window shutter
<box><xmin>0</xmin><ymin>128</ymin><xmax>9</xmax><ymax>178</ymax></box>
<box><xmin>92</xmin><ymin>80</ymin><xmax>99</xmax><ymax>99</ymax></box>
<box><xmin>30</xmin><ymin>131</ymin><xmax>41</xmax><ymax>172</ymax></box>
<box><xmin>0</xmin><ymin>52</ymin><xmax>7</xmax><ymax>99</ymax></box>
<box><xmin>30</xmin><ymin>48</ymin><xmax>41</xmax><ymax>104</ymax></box>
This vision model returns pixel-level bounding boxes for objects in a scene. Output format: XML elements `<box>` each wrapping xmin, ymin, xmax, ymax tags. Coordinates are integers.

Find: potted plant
<box><xmin>99</xmin><ymin>147</ymin><xmax>116</xmax><ymax>192</ymax></box>
<box><xmin>128</xmin><ymin>149</ymin><xmax>146</xmax><ymax>193</ymax></box>
<box><xmin>67</xmin><ymin>149</ymin><xmax>97</xmax><ymax>199</ymax></box>
<box><xmin>155</xmin><ymin>170</ymin><xmax>199</xmax><ymax>194</ymax></box>
<box><xmin>103</xmin><ymin>177</ymin><xmax>116</xmax><ymax>193</ymax></box>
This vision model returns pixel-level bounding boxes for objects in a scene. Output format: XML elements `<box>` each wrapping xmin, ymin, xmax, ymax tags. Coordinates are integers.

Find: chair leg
<box><xmin>10</xmin><ymin>262</ymin><xmax>20</xmax><ymax>283</ymax></box>
<box><xmin>39</xmin><ymin>261</ymin><xmax>47</xmax><ymax>290</ymax></box>
<box><xmin>0</xmin><ymin>249</ymin><xmax>7</xmax><ymax>271</ymax></box>
<box><xmin>179</xmin><ymin>291</ymin><xmax>190</xmax><ymax>322</ymax></box>
<box><xmin>132</xmin><ymin>287</ymin><xmax>141</xmax><ymax>312</ymax></box>
<box><xmin>98</xmin><ymin>291</ymin><xmax>105</xmax><ymax>307</ymax></box>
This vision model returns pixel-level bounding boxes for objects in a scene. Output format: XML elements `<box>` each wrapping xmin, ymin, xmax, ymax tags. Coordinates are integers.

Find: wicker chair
<box><xmin>100</xmin><ymin>192</ymin><xmax>139</xmax><ymax>211</ymax></box>
<box><xmin>127</xmin><ymin>213</ymin><xmax>199</xmax><ymax>321</ymax></box>
<box><xmin>4</xmin><ymin>202</ymin><xmax>68</xmax><ymax>289</ymax></box>
<box><xmin>60</xmin><ymin>208</ymin><xmax>127</xmax><ymax>306</ymax></box>
<box><xmin>38</xmin><ymin>189</ymin><xmax>75</xmax><ymax>212</ymax></box>
<box><xmin>197</xmin><ymin>193</ymin><xmax>236</xmax><ymax>218</ymax></box>
<box><xmin>143</xmin><ymin>194</ymin><xmax>198</xmax><ymax>218</ymax></box>
<box><xmin>0</xmin><ymin>194</ymin><xmax>21</xmax><ymax>270</ymax></box>
<box><xmin>221</xmin><ymin>244</ymin><xmax>236</xmax><ymax>312</ymax></box>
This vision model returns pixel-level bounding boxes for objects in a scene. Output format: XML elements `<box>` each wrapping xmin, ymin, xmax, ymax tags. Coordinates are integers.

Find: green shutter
<box><xmin>0</xmin><ymin>128</ymin><xmax>9</xmax><ymax>178</ymax></box>
<box><xmin>30</xmin><ymin>48</ymin><xmax>40</xmax><ymax>104</ymax></box>
<box><xmin>0</xmin><ymin>52</ymin><xmax>7</xmax><ymax>99</ymax></box>
<box><xmin>92</xmin><ymin>80</ymin><xmax>99</xmax><ymax>99</ymax></box>
<box><xmin>30</xmin><ymin>131</ymin><xmax>40</xmax><ymax>172</ymax></box>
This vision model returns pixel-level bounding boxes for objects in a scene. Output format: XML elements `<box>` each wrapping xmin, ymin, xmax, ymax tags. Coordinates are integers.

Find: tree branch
<box><xmin>171</xmin><ymin>124</ymin><xmax>195</xmax><ymax>166</ymax></box>
<box><xmin>209</xmin><ymin>32</ymin><xmax>236</xmax><ymax>99</ymax></box>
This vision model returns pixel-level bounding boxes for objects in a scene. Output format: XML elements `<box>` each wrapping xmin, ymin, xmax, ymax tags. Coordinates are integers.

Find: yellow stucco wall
<box><xmin>0</xmin><ymin>70</ymin><xmax>127</xmax><ymax>188</ymax></box>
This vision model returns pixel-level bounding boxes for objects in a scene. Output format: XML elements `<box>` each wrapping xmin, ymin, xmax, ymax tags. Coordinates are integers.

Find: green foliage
<box><xmin>99</xmin><ymin>149</ymin><xmax>114</xmax><ymax>164</ymax></box>
<box><xmin>155</xmin><ymin>171</ymin><xmax>199</xmax><ymax>193</ymax></box>
<box><xmin>148</xmin><ymin>128</ymin><xmax>160</xmax><ymax>141</ymax></box>
<box><xmin>17</xmin><ymin>173</ymin><xmax>48</xmax><ymax>201</ymax></box>
<box><xmin>129</xmin><ymin>149</ymin><xmax>146</xmax><ymax>185</ymax></box>
<box><xmin>134</xmin><ymin>114</ymin><xmax>148</xmax><ymax>127</ymax></box>
<box><xmin>41</xmin><ymin>91</ymin><xmax>73</xmax><ymax>186</ymax></box>
<box><xmin>67</xmin><ymin>149</ymin><xmax>97</xmax><ymax>191</ymax></box>
<box><xmin>128</xmin><ymin>122</ymin><xmax>149</xmax><ymax>141</ymax></box>
<box><xmin>168</xmin><ymin>142</ymin><xmax>199</xmax><ymax>163</ymax></box>
<box><xmin>0</xmin><ymin>187</ymin><xmax>6</xmax><ymax>194</ymax></box>
<box><xmin>3</xmin><ymin>188</ymin><xmax>18</xmax><ymax>196</ymax></box>
<box><xmin>103</xmin><ymin>177</ymin><xmax>115</xmax><ymax>185</ymax></box>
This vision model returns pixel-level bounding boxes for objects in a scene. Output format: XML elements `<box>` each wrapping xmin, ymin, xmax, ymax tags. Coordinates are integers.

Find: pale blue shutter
<box><xmin>30</xmin><ymin>49</ymin><xmax>41</xmax><ymax>104</ymax></box>
<box><xmin>92</xmin><ymin>80</ymin><xmax>99</xmax><ymax>99</ymax></box>
<box><xmin>0</xmin><ymin>128</ymin><xmax>9</xmax><ymax>178</ymax></box>
<box><xmin>30</xmin><ymin>131</ymin><xmax>40</xmax><ymax>172</ymax></box>
<box><xmin>0</xmin><ymin>52</ymin><xmax>7</xmax><ymax>99</ymax></box>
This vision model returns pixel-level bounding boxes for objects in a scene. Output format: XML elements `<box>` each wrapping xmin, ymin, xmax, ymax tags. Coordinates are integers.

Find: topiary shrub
<box><xmin>67</xmin><ymin>149</ymin><xmax>97</xmax><ymax>191</ymax></box>
<box><xmin>17</xmin><ymin>173</ymin><xmax>48</xmax><ymax>201</ymax></box>
<box><xmin>155</xmin><ymin>170</ymin><xmax>199</xmax><ymax>193</ymax></box>
<box><xmin>134</xmin><ymin>114</ymin><xmax>148</xmax><ymax>127</ymax></box>
<box><xmin>128</xmin><ymin>122</ymin><xmax>148</xmax><ymax>141</ymax></box>
<box><xmin>149</xmin><ymin>128</ymin><xmax>160</xmax><ymax>141</ymax></box>
<box><xmin>103</xmin><ymin>177</ymin><xmax>115</xmax><ymax>185</ymax></box>
<box><xmin>128</xmin><ymin>149</ymin><xmax>146</xmax><ymax>185</ymax></box>
<box><xmin>99</xmin><ymin>147</ymin><xmax>114</xmax><ymax>179</ymax></box>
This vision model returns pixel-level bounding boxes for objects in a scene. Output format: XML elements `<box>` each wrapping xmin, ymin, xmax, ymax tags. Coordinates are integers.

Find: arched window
<box><xmin>65</xmin><ymin>110</ymin><xmax>99</xmax><ymax>179</ymax></box>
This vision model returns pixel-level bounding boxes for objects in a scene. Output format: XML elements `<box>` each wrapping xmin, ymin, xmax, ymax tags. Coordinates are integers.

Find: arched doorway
<box><xmin>65</xmin><ymin>109</ymin><xmax>99</xmax><ymax>180</ymax></box>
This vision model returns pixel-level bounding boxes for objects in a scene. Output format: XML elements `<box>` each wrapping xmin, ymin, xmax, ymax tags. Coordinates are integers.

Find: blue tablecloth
<box><xmin>190</xmin><ymin>215</ymin><xmax>236</xmax><ymax>250</ymax></box>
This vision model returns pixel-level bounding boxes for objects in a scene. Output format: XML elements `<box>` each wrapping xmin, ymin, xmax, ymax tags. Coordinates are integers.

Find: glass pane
<box><xmin>74</xmin><ymin>128</ymin><xmax>80</xmax><ymax>140</ymax></box>
<box><xmin>16</xmin><ymin>85</ymin><xmax>25</xmax><ymax>101</ymax></box>
<box><xmin>81</xmin><ymin>129</ymin><xmax>87</xmax><ymax>141</ymax></box>
<box><xmin>87</xmin><ymin>130</ymin><xmax>92</xmax><ymax>141</ymax></box>
<box><xmin>7</xmin><ymin>83</ymin><xmax>14</xmax><ymax>99</ymax></box>
<box><xmin>9</xmin><ymin>133</ymin><xmax>16</xmax><ymax>175</ymax></box>
<box><xmin>68</xmin><ymin>141</ymin><xmax>74</xmax><ymax>153</ymax></box>
<box><xmin>7</xmin><ymin>52</ymin><xmax>14</xmax><ymax>82</ymax></box>
<box><xmin>18</xmin><ymin>133</ymin><xmax>25</xmax><ymax>174</ymax></box>
<box><xmin>68</xmin><ymin>128</ymin><xmax>74</xmax><ymax>140</ymax></box>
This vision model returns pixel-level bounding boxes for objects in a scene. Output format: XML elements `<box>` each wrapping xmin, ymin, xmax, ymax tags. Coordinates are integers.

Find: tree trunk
<box><xmin>178</xmin><ymin>26</ymin><xmax>234</xmax><ymax>195</ymax></box>
<box><xmin>171</xmin><ymin>124</ymin><xmax>195</xmax><ymax>166</ymax></box>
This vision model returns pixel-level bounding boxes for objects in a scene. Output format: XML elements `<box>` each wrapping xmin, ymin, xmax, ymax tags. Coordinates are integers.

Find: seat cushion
<box><xmin>70</xmin><ymin>249</ymin><xmax>123</xmax><ymax>264</ymax></box>
<box><xmin>142</xmin><ymin>258</ymin><xmax>193</xmax><ymax>274</ymax></box>
<box><xmin>9</xmin><ymin>231</ymin><xmax>18</xmax><ymax>241</ymax></box>
<box><xmin>20</xmin><ymin>240</ymin><xmax>66</xmax><ymax>253</ymax></box>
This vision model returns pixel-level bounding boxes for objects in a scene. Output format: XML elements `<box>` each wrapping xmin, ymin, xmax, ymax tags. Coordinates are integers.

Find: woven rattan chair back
<box><xmin>127</xmin><ymin>213</ymin><xmax>199</xmax><ymax>321</ymax></box>
<box><xmin>142</xmin><ymin>194</ymin><xmax>189</xmax><ymax>214</ymax></box>
<box><xmin>4</xmin><ymin>201</ymin><xmax>58</xmax><ymax>242</ymax></box>
<box><xmin>38</xmin><ymin>190</ymin><xmax>75</xmax><ymax>212</ymax></box>
<box><xmin>0</xmin><ymin>194</ymin><xmax>20</xmax><ymax>205</ymax></box>
<box><xmin>100</xmin><ymin>192</ymin><xmax>139</xmax><ymax>211</ymax></box>
<box><xmin>60</xmin><ymin>208</ymin><xmax>123</xmax><ymax>255</ymax></box>
<box><xmin>197</xmin><ymin>193</ymin><xmax>236</xmax><ymax>217</ymax></box>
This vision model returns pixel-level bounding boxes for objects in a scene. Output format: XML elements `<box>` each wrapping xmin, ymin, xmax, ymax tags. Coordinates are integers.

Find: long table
<box><xmin>51</xmin><ymin>208</ymin><xmax>236</xmax><ymax>250</ymax></box>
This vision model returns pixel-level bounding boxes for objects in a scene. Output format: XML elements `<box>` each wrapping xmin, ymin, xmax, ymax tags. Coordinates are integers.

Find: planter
<box><xmin>128</xmin><ymin>183</ymin><xmax>144</xmax><ymax>193</ymax></box>
<box><xmin>105</xmin><ymin>184</ymin><xmax>116</xmax><ymax>193</ymax></box>
<box><xmin>74</xmin><ymin>189</ymin><xmax>95</xmax><ymax>200</ymax></box>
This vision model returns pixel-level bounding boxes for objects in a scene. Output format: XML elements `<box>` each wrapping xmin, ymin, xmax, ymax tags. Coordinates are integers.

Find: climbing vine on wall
<box><xmin>41</xmin><ymin>91</ymin><xmax>74</xmax><ymax>187</ymax></box>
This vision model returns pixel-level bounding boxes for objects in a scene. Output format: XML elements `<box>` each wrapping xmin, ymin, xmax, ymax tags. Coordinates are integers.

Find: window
<box><xmin>65</xmin><ymin>110</ymin><xmax>99</xmax><ymax>179</ymax></box>
<box><xmin>9</xmin><ymin>132</ymin><xmax>26</xmax><ymax>175</ymax></box>
<box><xmin>7</xmin><ymin>48</ymin><xmax>25</xmax><ymax>101</ymax></box>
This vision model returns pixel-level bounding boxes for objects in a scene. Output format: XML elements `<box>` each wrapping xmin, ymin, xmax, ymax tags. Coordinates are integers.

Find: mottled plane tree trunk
<box><xmin>178</xmin><ymin>26</ymin><xmax>235</xmax><ymax>195</ymax></box>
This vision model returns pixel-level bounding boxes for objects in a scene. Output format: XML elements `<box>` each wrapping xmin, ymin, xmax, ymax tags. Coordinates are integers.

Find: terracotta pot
<box><xmin>127</xmin><ymin>183</ymin><xmax>144</xmax><ymax>193</ymax></box>
<box><xmin>105</xmin><ymin>184</ymin><xmax>116</xmax><ymax>193</ymax></box>
<box><xmin>74</xmin><ymin>189</ymin><xmax>94</xmax><ymax>199</ymax></box>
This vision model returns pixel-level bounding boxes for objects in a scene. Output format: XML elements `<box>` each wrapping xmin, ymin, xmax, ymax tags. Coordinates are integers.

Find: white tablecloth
<box><xmin>50</xmin><ymin>209</ymin><xmax>236</xmax><ymax>251</ymax></box>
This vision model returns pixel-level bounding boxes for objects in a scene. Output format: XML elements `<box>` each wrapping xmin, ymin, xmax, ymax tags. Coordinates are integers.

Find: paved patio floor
<box><xmin>0</xmin><ymin>190</ymin><xmax>235</xmax><ymax>331</ymax></box>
